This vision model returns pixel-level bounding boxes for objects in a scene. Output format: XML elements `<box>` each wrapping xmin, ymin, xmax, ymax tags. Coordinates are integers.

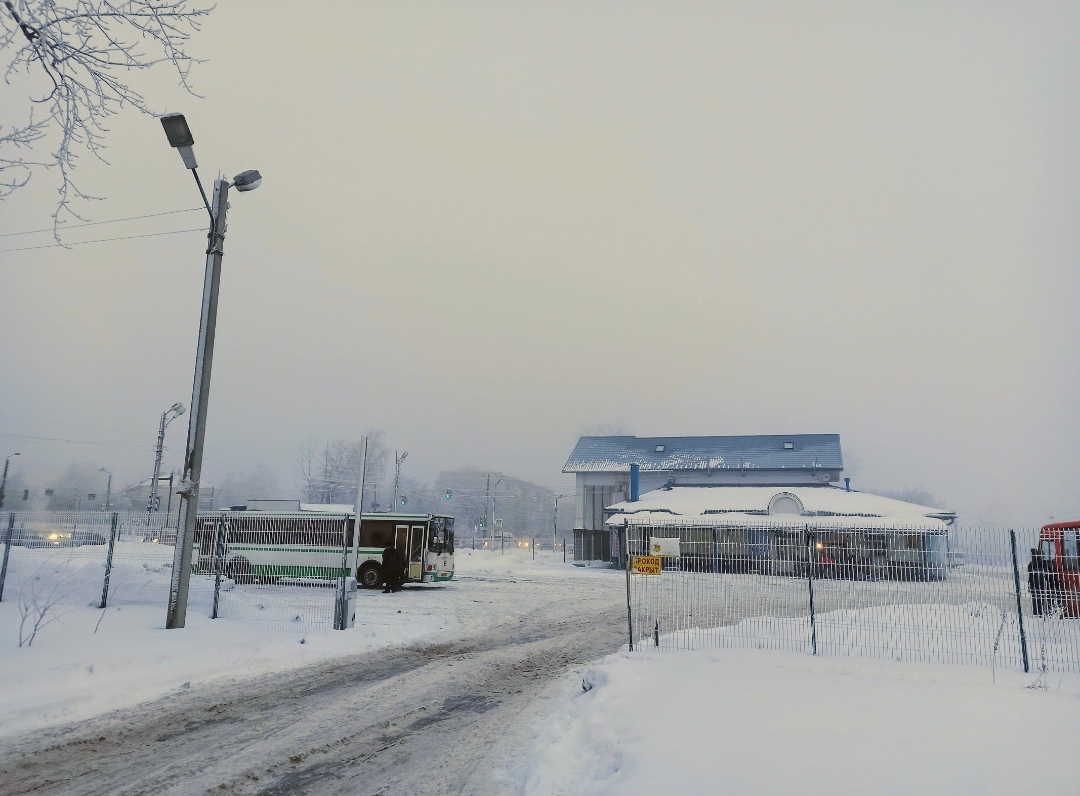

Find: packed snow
<box><xmin>0</xmin><ymin>547</ymin><xmax>617</xmax><ymax>739</ymax></box>
<box><xmin>520</xmin><ymin>647</ymin><xmax>1080</xmax><ymax>795</ymax></box>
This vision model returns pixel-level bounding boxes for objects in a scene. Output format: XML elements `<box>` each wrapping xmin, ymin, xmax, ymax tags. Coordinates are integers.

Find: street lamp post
<box><xmin>148</xmin><ymin>402</ymin><xmax>185</xmax><ymax>525</ymax></box>
<box><xmin>0</xmin><ymin>452</ymin><xmax>19</xmax><ymax>510</ymax></box>
<box><xmin>393</xmin><ymin>451</ymin><xmax>408</xmax><ymax>509</ymax></box>
<box><xmin>99</xmin><ymin>468</ymin><xmax>112</xmax><ymax>513</ymax></box>
<box><xmin>160</xmin><ymin>112</ymin><xmax>262</xmax><ymax>630</ymax></box>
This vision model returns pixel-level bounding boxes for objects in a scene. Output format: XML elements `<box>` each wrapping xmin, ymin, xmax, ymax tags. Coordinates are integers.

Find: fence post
<box><xmin>0</xmin><ymin>512</ymin><xmax>14</xmax><ymax>602</ymax></box>
<box><xmin>1009</xmin><ymin>529</ymin><xmax>1030</xmax><ymax>673</ymax></box>
<box><xmin>98</xmin><ymin>512</ymin><xmax>120</xmax><ymax>609</ymax></box>
<box><xmin>626</xmin><ymin>524</ymin><xmax>630</xmax><ymax>648</ymax></box>
<box><xmin>335</xmin><ymin>515</ymin><xmax>350</xmax><ymax>630</ymax></box>
<box><xmin>807</xmin><ymin>529</ymin><xmax>818</xmax><ymax>656</ymax></box>
<box><xmin>211</xmin><ymin>513</ymin><xmax>225</xmax><ymax>620</ymax></box>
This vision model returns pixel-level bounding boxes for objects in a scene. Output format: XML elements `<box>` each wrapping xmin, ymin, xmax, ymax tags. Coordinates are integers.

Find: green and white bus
<box><xmin>193</xmin><ymin>509</ymin><xmax>455</xmax><ymax>588</ymax></box>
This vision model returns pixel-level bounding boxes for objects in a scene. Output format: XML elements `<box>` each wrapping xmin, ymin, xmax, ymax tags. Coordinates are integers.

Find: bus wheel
<box><xmin>358</xmin><ymin>563</ymin><xmax>382</xmax><ymax>589</ymax></box>
<box><xmin>226</xmin><ymin>557</ymin><xmax>253</xmax><ymax>584</ymax></box>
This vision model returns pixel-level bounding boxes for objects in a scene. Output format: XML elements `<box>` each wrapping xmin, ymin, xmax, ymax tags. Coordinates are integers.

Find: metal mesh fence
<box><xmin>0</xmin><ymin>510</ymin><xmax>354</xmax><ymax>633</ymax></box>
<box><xmin>0</xmin><ymin>510</ymin><xmax>182</xmax><ymax>610</ymax></box>
<box><xmin>199</xmin><ymin>512</ymin><xmax>352</xmax><ymax>631</ymax></box>
<box><xmin>625</xmin><ymin>522</ymin><xmax>1080</xmax><ymax>674</ymax></box>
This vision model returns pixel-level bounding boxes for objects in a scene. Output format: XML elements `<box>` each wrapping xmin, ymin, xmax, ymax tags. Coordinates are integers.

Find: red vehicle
<box><xmin>1033</xmin><ymin>523</ymin><xmax>1080</xmax><ymax>618</ymax></box>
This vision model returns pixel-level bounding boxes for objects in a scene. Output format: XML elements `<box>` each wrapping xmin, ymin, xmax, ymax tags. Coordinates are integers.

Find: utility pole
<box><xmin>554</xmin><ymin>494</ymin><xmax>567</xmax><ymax>554</ymax></box>
<box><xmin>167</xmin><ymin>178</ymin><xmax>229</xmax><ymax>630</ymax></box>
<box><xmin>100</xmin><ymin>468</ymin><xmax>112</xmax><ymax>513</ymax></box>
<box><xmin>485</xmin><ymin>473</ymin><xmax>491</xmax><ymax>540</ymax></box>
<box><xmin>0</xmin><ymin>453</ymin><xmax>18</xmax><ymax>510</ymax></box>
<box><xmin>490</xmin><ymin>476</ymin><xmax>502</xmax><ymax>543</ymax></box>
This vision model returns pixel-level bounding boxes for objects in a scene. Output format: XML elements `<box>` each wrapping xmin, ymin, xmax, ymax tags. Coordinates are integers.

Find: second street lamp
<box><xmin>160</xmin><ymin>113</ymin><xmax>262</xmax><ymax>630</ymax></box>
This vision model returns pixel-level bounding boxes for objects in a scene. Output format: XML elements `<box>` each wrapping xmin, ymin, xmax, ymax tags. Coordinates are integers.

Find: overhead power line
<box><xmin>0</xmin><ymin>227</ymin><xmax>207</xmax><ymax>253</ymax></box>
<box><xmin>0</xmin><ymin>207</ymin><xmax>204</xmax><ymax>238</ymax></box>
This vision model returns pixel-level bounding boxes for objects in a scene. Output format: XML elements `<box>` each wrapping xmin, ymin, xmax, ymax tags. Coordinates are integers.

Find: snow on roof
<box><xmin>299</xmin><ymin>503</ymin><xmax>355</xmax><ymax>514</ymax></box>
<box><xmin>563</xmin><ymin>434</ymin><xmax>842</xmax><ymax>473</ymax></box>
<box><xmin>604</xmin><ymin>485</ymin><xmax>953</xmax><ymax>531</ymax></box>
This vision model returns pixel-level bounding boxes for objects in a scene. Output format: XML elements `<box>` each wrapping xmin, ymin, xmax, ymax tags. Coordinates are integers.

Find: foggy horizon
<box><xmin>4</xmin><ymin>3</ymin><xmax>1080</xmax><ymax>525</ymax></box>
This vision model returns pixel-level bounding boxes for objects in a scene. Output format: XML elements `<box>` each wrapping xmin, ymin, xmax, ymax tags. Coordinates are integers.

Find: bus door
<box><xmin>409</xmin><ymin>525</ymin><xmax>425</xmax><ymax>580</ymax></box>
<box><xmin>394</xmin><ymin>525</ymin><xmax>409</xmax><ymax>578</ymax></box>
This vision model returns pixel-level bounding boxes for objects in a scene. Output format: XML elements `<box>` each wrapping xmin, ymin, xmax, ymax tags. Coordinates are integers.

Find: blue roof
<box><xmin>562</xmin><ymin>434</ymin><xmax>843</xmax><ymax>473</ymax></box>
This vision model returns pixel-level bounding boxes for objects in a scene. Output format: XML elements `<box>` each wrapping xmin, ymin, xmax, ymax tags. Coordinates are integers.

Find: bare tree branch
<box><xmin>0</xmin><ymin>0</ymin><xmax>213</xmax><ymax>238</ymax></box>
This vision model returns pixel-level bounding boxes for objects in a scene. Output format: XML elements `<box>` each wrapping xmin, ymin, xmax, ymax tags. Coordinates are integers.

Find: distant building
<box><xmin>563</xmin><ymin>434</ymin><xmax>844</xmax><ymax>561</ymax></box>
<box><xmin>116</xmin><ymin>474</ymin><xmax>218</xmax><ymax>514</ymax></box>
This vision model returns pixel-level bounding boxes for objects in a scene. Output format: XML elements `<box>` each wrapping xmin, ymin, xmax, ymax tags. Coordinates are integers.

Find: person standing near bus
<box><xmin>382</xmin><ymin>545</ymin><xmax>404</xmax><ymax>593</ymax></box>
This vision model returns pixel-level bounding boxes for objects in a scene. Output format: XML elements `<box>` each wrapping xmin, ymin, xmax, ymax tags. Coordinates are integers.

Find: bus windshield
<box><xmin>429</xmin><ymin>517</ymin><xmax>454</xmax><ymax>555</ymax></box>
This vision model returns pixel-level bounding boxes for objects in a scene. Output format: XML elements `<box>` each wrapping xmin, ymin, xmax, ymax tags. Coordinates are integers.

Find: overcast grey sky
<box><xmin>2</xmin><ymin>2</ymin><xmax>1079</xmax><ymax>522</ymax></box>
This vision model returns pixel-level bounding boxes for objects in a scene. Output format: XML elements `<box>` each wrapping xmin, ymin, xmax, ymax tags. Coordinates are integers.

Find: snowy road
<box><xmin>0</xmin><ymin>573</ymin><xmax>626</xmax><ymax>796</ymax></box>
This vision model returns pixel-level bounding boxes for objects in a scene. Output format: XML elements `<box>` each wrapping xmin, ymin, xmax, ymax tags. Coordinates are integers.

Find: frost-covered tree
<box><xmin>1</xmin><ymin>1</ymin><xmax>212</xmax><ymax>226</ymax></box>
<box><xmin>296</xmin><ymin>433</ymin><xmax>389</xmax><ymax>506</ymax></box>
<box><xmin>45</xmin><ymin>461</ymin><xmax>103</xmax><ymax>509</ymax></box>
<box><xmin>878</xmin><ymin>486</ymin><xmax>943</xmax><ymax>509</ymax></box>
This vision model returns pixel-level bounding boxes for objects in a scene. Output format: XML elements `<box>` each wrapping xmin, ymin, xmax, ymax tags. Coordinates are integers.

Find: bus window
<box><xmin>1040</xmin><ymin>538</ymin><xmax>1056</xmax><ymax>562</ymax></box>
<box><xmin>394</xmin><ymin>525</ymin><xmax>409</xmax><ymax>558</ymax></box>
<box><xmin>428</xmin><ymin>517</ymin><xmax>452</xmax><ymax>554</ymax></box>
<box><xmin>1064</xmin><ymin>530</ymin><xmax>1080</xmax><ymax>572</ymax></box>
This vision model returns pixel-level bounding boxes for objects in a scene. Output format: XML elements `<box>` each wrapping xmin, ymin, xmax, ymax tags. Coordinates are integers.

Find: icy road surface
<box><xmin>0</xmin><ymin>558</ymin><xmax>626</xmax><ymax>796</ymax></box>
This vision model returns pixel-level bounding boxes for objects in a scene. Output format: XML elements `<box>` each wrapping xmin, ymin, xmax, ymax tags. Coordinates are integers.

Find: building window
<box><xmin>769</xmin><ymin>493</ymin><xmax>803</xmax><ymax>516</ymax></box>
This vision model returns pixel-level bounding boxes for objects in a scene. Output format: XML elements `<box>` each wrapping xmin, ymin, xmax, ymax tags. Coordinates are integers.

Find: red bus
<box><xmin>1032</xmin><ymin>522</ymin><xmax>1080</xmax><ymax>618</ymax></box>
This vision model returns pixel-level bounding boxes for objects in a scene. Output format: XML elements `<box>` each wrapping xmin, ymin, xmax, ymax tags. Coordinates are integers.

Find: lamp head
<box><xmin>160</xmin><ymin>113</ymin><xmax>198</xmax><ymax>169</ymax></box>
<box><xmin>233</xmin><ymin>169</ymin><xmax>262</xmax><ymax>192</ymax></box>
<box><xmin>170</xmin><ymin>402</ymin><xmax>186</xmax><ymax>416</ymax></box>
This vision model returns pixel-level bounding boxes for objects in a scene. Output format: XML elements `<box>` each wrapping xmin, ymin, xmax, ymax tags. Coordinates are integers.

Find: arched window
<box><xmin>769</xmin><ymin>493</ymin><xmax>804</xmax><ymax>516</ymax></box>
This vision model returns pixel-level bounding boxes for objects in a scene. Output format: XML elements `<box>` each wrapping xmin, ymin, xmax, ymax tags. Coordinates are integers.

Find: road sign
<box><xmin>630</xmin><ymin>555</ymin><xmax>662</xmax><ymax>575</ymax></box>
<box><xmin>494</xmin><ymin>518</ymin><xmax>503</xmax><ymax>527</ymax></box>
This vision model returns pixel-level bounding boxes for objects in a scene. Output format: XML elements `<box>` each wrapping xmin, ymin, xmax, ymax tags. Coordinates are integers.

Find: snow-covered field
<box><xmin>6</xmin><ymin>545</ymin><xmax>1080</xmax><ymax>795</ymax></box>
<box><xmin>0</xmin><ymin>547</ymin><xmax>617</xmax><ymax>739</ymax></box>
<box><xmin>521</xmin><ymin>647</ymin><xmax>1080</xmax><ymax>795</ymax></box>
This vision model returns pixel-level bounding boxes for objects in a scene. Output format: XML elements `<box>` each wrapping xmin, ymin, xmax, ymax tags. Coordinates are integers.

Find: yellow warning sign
<box><xmin>630</xmin><ymin>555</ymin><xmax>662</xmax><ymax>575</ymax></box>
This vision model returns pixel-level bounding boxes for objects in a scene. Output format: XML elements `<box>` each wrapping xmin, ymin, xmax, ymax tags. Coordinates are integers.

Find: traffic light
<box><xmin>445</xmin><ymin>489</ymin><xmax>452</xmax><ymax>500</ymax></box>
<box><xmin>478</xmin><ymin>517</ymin><xmax>485</xmax><ymax>528</ymax></box>
<box><xmin>399</xmin><ymin>495</ymin><xmax>407</xmax><ymax>506</ymax></box>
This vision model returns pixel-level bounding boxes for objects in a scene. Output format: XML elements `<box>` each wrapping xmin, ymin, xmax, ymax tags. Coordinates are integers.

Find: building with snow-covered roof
<box><xmin>605</xmin><ymin>484</ymin><xmax>956</xmax><ymax>580</ymax></box>
<box><xmin>562</xmin><ymin>434</ymin><xmax>844</xmax><ymax>562</ymax></box>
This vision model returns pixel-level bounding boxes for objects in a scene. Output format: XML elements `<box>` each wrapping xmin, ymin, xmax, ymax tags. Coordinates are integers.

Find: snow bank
<box><xmin>522</xmin><ymin>648</ymin><xmax>1080</xmax><ymax>795</ymax></box>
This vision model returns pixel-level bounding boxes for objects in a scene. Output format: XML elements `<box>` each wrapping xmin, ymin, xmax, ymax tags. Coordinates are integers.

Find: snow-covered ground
<box><xmin>0</xmin><ymin>547</ymin><xmax>617</xmax><ymax>739</ymax></box>
<box><xmin>521</xmin><ymin>647</ymin><xmax>1080</xmax><ymax>795</ymax></box>
<box><xmin>6</xmin><ymin>544</ymin><xmax>1080</xmax><ymax>795</ymax></box>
